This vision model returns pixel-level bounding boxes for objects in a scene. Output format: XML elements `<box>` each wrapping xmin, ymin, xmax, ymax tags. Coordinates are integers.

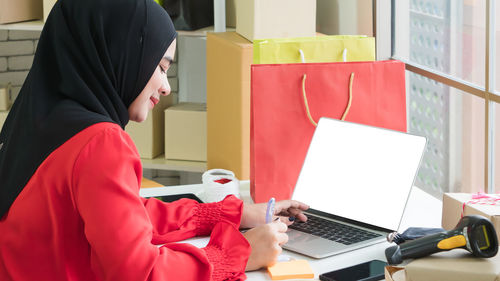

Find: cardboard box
<box><xmin>408</xmin><ymin>251</ymin><xmax>500</xmax><ymax>281</ymax></box>
<box><xmin>0</xmin><ymin>110</ymin><xmax>8</xmax><ymax>131</ymax></box>
<box><xmin>385</xmin><ymin>251</ymin><xmax>500</xmax><ymax>281</ymax></box>
<box><xmin>43</xmin><ymin>0</ymin><xmax>57</xmax><ymax>22</ymax></box>
<box><xmin>316</xmin><ymin>0</ymin><xmax>373</xmax><ymax>36</ymax></box>
<box><xmin>385</xmin><ymin>266</ymin><xmax>406</xmax><ymax>281</ymax></box>
<box><xmin>125</xmin><ymin>95</ymin><xmax>174</xmax><ymax>159</ymax></box>
<box><xmin>206</xmin><ymin>32</ymin><xmax>252</xmax><ymax>180</ymax></box>
<box><xmin>164</xmin><ymin>102</ymin><xmax>206</xmax><ymax>162</ymax></box>
<box><xmin>442</xmin><ymin>193</ymin><xmax>500</xmax><ymax>242</ymax></box>
<box><xmin>0</xmin><ymin>84</ymin><xmax>11</xmax><ymax>111</ymax></box>
<box><xmin>235</xmin><ymin>0</ymin><xmax>316</xmax><ymax>42</ymax></box>
<box><xmin>178</xmin><ymin>35</ymin><xmax>207</xmax><ymax>103</ymax></box>
<box><xmin>0</xmin><ymin>0</ymin><xmax>42</xmax><ymax>24</ymax></box>
<box><xmin>141</xmin><ymin>178</ymin><xmax>163</xmax><ymax>188</ymax></box>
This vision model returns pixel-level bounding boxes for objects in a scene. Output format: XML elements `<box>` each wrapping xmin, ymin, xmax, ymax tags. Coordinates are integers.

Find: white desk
<box><xmin>140</xmin><ymin>181</ymin><xmax>442</xmax><ymax>280</ymax></box>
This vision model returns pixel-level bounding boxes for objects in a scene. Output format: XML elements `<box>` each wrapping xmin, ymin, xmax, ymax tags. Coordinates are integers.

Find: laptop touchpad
<box><xmin>287</xmin><ymin>229</ymin><xmax>321</xmax><ymax>243</ymax></box>
<box><xmin>286</xmin><ymin>229</ymin><xmax>340</xmax><ymax>256</ymax></box>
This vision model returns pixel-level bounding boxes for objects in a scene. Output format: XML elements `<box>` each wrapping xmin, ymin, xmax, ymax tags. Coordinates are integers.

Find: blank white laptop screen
<box><xmin>293</xmin><ymin>117</ymin><xmax>427</xmax><ymax>231</ymax></box>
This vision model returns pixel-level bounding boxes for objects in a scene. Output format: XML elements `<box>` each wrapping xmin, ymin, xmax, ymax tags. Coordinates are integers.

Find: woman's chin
<box><xmin>130</xmin><ymin>113</ymin><xmax>148</xmax><ymax>123</ymax></box>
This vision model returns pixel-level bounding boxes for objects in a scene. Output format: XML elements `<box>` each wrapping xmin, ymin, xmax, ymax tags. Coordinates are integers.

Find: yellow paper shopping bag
<box><xmin>253</xmin><ymin>35</ymin><xmax>375</xmax><ymax>64</ymax></box>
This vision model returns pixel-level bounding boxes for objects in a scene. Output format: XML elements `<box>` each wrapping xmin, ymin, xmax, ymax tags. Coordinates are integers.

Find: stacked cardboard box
<box><xmin>0</xmin><ymin>84</ymin><xmax>11</xmax><ymax>111</ymax></box>
<box><xmin>206</xmin><ymin>32</ymin><xmax>253</xmax><ymax>179</ymax></box>
<box><xmin>125</xmin><ymin>94</ymin><xmax>174</xmax><ymax>159</ymax></box>
<box><xmin>164</xmin><ymin>102</ymin><xmax>206</xmax><ymax>162</ymax></box>
<box><xmin>442</xmin><ymin>193</ymin><xmax>500</xmax><ymax>242</ymax></box>
<box><xmin>0</xmin><ymin>0</ymin><xmax>42</xmax><ymax>24</ymax></box>
<box><xmin>385</xmin><ymin>251</ymin><xmax>500</xmax><ymax>281</ymax></box>
<box><xmin>0</xmin><ymin>110</ymin><xmax>8</xmax><ymax>130</ymax></box>
<box><xmin>43</xmin><ymin>0</ymin><xmax>57</xmax><ymax>22</ymax></box>
<box><xmin>235</xmin><ymin>0</ymin><xmax>316</xmax><ymax>42</ymax></box>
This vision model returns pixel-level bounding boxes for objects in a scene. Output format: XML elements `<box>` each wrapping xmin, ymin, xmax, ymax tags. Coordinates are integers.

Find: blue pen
<box><xmin>265</xmin><ymin>197</ymin><xmax>275</xmax><ymax>224</ymax></box>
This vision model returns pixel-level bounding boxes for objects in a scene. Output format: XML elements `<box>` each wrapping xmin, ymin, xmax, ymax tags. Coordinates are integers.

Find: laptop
<box><xmin>284</xmin><ymin>117</ymin><xmax>427</xmax><ymax>258</ymax></box>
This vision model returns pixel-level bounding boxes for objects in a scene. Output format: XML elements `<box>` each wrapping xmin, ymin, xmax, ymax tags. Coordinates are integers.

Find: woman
<box><xmin>0</xmin><ymin>0</ymin><xmax>308</xmax><ymax>280</ymax></box>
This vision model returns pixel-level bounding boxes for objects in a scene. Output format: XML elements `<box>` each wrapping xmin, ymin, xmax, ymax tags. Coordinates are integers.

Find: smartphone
<box><xmin>319</xmin><ymin>260</ymin><xmax>387</xmax><ymax>281</ymax></box>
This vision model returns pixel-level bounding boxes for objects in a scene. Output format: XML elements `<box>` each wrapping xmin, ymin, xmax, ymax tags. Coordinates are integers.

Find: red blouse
<box><xmin>0</xmin><ymin>123</ymin><xmax>251</xmax><ymax>281</ymax></box>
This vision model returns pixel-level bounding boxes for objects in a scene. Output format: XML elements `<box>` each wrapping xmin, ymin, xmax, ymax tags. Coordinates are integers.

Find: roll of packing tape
<box><xmin>201</xmin><ymin>169</ymin><xmax>240</xmax><ymax>203</ymax></box>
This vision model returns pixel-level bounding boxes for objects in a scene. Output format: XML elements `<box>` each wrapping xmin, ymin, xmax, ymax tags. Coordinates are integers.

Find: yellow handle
<box><xmin>301</xmin><ymin>73</ymin><xmax>355</xmax><ymax>127</ymax></box>
<box><xmin>437</xmin><ymin>235</ymin><xmax>467</xmax><ymax>250</ymax></box>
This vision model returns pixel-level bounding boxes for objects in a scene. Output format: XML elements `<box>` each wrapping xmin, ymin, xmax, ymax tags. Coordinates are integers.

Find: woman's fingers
<box><xmin>275</xmin><ymin>200</ymin><xmax>309</xmax><ymax>212</ymax></box>
<box><xmin>243</xmin><ymin>221</ymin><xmax>289</xmax><ymax>271</ymax></box>
<box><xmin>277</xmin><ymin>216</ymin><xmax>295</xmax><ymax>226</ymax></box>
<box><xmin>277</xmin><ymin>232</ymin><xmax>289</xmax><ymax>245</ymax></box>
<box><xmin>274</xmin><ymin>200</ymin><xmax>309</xmax><ymax>222</ymax></box>
<box><xmin>281</xmin><ymin>208</ymin><xmax>302</xmax><ymax>216</ymax></box>
<box><xmin>295</xmin><ymin>212</ymin><xmax>308</xmax><ymax>222</ymax></box>
<box><xmin>270</xmin><ymin>220</ymin><xmax>288</xmax><ymax>232</ymax></box>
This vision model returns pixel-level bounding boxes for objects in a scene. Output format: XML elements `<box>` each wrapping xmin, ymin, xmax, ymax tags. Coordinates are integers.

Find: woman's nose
<box><xmin>159</xmin><ymin>79</ymin><xmax>171</xmax><ymax>96</ymax></box>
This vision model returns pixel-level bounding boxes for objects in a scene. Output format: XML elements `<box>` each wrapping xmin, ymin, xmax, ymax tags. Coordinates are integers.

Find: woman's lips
<box><xmin>150</xmin><ymin>96</ymin><xmax>159</xmax><ymax>107</ymax></box>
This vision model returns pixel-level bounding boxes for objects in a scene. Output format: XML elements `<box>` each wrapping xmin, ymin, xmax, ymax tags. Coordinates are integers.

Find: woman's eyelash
<box><xmin>159</xmin><ymin>66</ymin><xmax>166</xmax><ymax>73</ymax></box>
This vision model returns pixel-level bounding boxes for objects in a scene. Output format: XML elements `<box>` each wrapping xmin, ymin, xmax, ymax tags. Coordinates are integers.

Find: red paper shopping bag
<box><xmin>250</xmin><ymin>60</ymin><xmax>407</xmax><ymax>203</ymax></box>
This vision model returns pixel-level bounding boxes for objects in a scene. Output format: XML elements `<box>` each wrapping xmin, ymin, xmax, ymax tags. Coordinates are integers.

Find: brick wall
<box><xmin>0</xmin><ymin>30</ymin><xmax>39</xmax><ymax>101</ymax></box>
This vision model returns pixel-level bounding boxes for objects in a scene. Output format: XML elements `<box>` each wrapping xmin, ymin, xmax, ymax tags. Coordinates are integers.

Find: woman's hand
<box><xmin>243</xmin><ymin>220</ymin><xmax>288</xmax><ymax>271</ymax></box>
<box><xmin>240</xmin><ymin>200</ymin><xmax>309</xmax><ymax>229</ymax></box>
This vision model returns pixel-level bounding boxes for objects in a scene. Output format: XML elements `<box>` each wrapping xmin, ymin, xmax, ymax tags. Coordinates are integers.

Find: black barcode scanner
<box><xmin>385</xmin><ymin>215</ymin><xmax>498</xmax><ymax>264</ymax></box>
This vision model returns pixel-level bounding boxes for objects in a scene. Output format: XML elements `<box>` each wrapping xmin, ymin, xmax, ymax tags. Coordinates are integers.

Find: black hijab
<box><xmin>0</xmin><ymin>0</ymin><xmax>177</xmax><ymax>218</ymax></box>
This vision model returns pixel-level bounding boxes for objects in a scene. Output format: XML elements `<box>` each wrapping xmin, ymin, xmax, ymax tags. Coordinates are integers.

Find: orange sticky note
<box><xmin>267</xmin><ymin>259</ymin><xmax>314</xmax><ymax>280</ymax></box>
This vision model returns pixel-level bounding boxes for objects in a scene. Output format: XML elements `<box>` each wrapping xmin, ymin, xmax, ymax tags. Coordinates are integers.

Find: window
<box><xmin>391</xmin><ymin>0</ymin><xmax>498</xmax><ymax>195</ymax></box>
<box><xmin>408</xmin><ymin>71</ymin><xmax>486</xmax><ymax>197</ymax></box>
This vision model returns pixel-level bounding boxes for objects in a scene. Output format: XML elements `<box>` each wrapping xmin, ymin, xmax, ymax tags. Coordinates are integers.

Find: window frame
<box><xmin>381</xmin><ymin>0</ymin><xmax>497</xmax><ymax>193</ymax></box>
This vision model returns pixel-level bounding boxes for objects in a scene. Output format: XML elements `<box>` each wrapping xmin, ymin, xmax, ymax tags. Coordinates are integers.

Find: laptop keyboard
<box><xmin>289</xmin><ymin>215</ymin><xmax>382</xmax><ymax>245</ymax></box>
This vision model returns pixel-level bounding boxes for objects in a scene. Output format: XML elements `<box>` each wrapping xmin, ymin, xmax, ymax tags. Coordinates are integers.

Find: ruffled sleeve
<box><xmin>203</xmin><ymin>222</ymin><xmax>251</xmax><ymax>281</ymax></box>
<box><xmin>71</xmin><ymin>126</ymin><xmax>250</xmax><ymax>281</ymax></box>
<box><xmin>161</xmin><ymin>221</ymin><xmax>251</xmax><ymax>281</ymax></box>
<box><xmin>142</xmin><ymin>195</ymin><xmax>243</xmax><ymax>244</ymax></box>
